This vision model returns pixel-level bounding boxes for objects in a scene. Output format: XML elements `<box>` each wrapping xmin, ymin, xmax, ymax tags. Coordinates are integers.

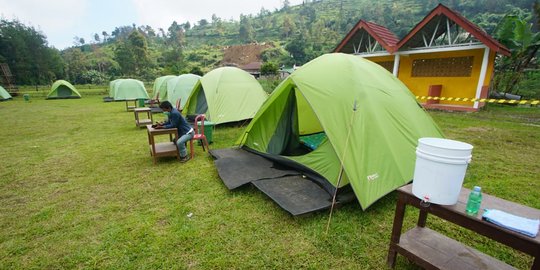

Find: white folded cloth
<box><xmin>482</xmin><ymin>209</ymin><xmax>539</xmax><ymax>238</ymax></box>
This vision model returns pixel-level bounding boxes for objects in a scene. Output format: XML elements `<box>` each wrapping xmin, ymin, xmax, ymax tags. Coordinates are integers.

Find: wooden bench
<box><xmin>387</xmin><ymin>184</ymin><xmax>540</xmax><ymax>269</ymax></box>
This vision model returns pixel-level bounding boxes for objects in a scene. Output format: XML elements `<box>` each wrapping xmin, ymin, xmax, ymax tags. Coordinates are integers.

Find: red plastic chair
<box><xmin>189</xmin><ymin>114</ymin><xmax>210</xmax><ymax>158</ymax></box>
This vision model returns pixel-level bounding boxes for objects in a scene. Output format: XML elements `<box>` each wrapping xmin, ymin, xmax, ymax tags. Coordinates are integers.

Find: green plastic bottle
<box><xmin>466</xmin><ymin>186</ymin><xmax>482</xmax><ymax>216</ymax></box>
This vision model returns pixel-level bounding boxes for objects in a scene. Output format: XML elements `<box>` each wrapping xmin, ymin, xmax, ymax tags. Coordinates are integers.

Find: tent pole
<box><xmin>326</xmin><ymin>100</ymin><xmax>358</xmax><ymax>234</ymax></box>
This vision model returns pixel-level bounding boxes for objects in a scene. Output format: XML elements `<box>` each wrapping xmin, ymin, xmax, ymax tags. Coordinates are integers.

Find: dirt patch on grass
<box><xmin>221</xmin><ymin>43</ymin><xmax>273</xmax><ymax>66</ymax></box>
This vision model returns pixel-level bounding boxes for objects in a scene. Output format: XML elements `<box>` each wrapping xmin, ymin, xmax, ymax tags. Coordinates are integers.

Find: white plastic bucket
<box><xmin>412</xmin><ymin>138</ymin><xmax>473</xmax><ymax>205</ymax></box>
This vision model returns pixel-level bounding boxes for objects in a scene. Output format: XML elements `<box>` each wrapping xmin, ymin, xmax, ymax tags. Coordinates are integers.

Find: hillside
<box><xmin>1</xmin><ymin>0</ymin><xmax>537</xmax><ymax>87</ymax></box>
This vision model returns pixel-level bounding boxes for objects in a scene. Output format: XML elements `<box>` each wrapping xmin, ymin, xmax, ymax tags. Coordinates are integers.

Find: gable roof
<box><xmin>397</xmin><ymin>4</ymin><xmax>510</xmax><ymax>56</ymax></box>
<box><xmin>241</xmin><ymin>61</ymin><xmax>262</xmax><ymax>71</ymax></box>
<box><xmin>334</xmin><ymin>20</ymin><xmax>399</xmax><ymax>53</ymax></box>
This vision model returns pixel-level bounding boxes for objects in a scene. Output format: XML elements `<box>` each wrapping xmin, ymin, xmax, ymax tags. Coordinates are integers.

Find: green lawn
<box><xmin>0</xmin><ymin>91</ymin><xmax>539</xmax><ymax>269</ymax></box>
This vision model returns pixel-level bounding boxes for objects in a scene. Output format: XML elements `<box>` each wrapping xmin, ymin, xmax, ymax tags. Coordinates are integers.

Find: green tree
<box><xmin>282</xmin><ymin>0</ymin><xmax>290</xmax><ymax>11</ymax></box>
<box><xmin>261</xmin><ymin>62</ymin><xmax>278</xmax><ymax>75</ymax></box>
<box><xmin>114</xmin><ymin>30</ymin><xmax>151</xmax><ymax>77</ymax></box>
<box><xmin>281</xmin><ymin>15</ymin><xmax>296</xmax><ymax>38</ymax></box>
<box><xmin>493</xmin><ymin>7</ymin><xmax>540</xmax><ymax>96</ymax></box>
<box><xmin>114</xmin><ymin>40</ymin><xmax>136</xmax><ymax>75</ymax></box>
<box><xmin>285</xmin><ymin>32</ymin><xmax>309</xmax><ymax>65</ymax></box>
<box><xmin>198</xmin><ymin>19</ymin><xmax>209</xmax><ymax>27</ymax></box>
<box><xmin>190</xmin><ymin>66</ymin><xmax>203</xmax><ymax>76</ymax></box>
<box><xmin>63</xmin><ymin>48</ymin><xmax>87</xmax><ymax>83</ymax></box>
<box><xmin>161</xmin><ymin>21</ymin><xmax>185</xmax><ymax>73</ymax></box>
<box><xmin>0</xmin><ymin>19</ymin><xmax>64</xmax><ymax>84</ymax></box>
<box><xmin>239</xmin><ymin>15</ymin><xmax>255</xmax><ymax>43</ymax></box>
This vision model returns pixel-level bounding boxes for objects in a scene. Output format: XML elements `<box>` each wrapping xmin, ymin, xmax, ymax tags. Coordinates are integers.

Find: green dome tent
<box><xmin>184</xmin><ymin>67</ymin><xmax>268</xmax><ymax>125</ymax></box>
<box><xmin>0</xmin><ymin>85</ymin><xmax>12</xmax><ymax>101</ymax></box>
<box><xmin>166</xmin><ymin>74</ymin><xmax>201</xmax><ymax>109</ymax></box>
<box><xmin>46</xmin><ymin>80</ymin><xmax>81</xmax><ymax>99</ymax></box>
<box><xmin>152</xmin><ymin>75</ymin><xmax>176</xmax><ymax>100</ymax></box>
<box><xmin>238</xmin><ymin>53</ymin><xmax>444</xmax><ymax>210</ymax></box>
<box><xmin>112</xmin><ymin>79</ymin><xmax>149</xmax><ymax>101</ymax></box>
<box><xmin>108</xmin><ymin>79</ymin><xmax>120</xmax><ymax>97</ymax></box>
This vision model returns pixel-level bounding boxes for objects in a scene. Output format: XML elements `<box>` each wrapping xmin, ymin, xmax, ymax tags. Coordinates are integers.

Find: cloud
<box><xmin>0</xmin><ymin>0</ymin><xmax>88</xmax><ymax>32</ymax></box>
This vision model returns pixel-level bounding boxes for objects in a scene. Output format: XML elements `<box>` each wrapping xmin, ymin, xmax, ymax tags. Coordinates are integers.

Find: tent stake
<box><xmin>326</xmin><ymin>100</ymin><xmax>358</xmax><ymax>234</ymax></box>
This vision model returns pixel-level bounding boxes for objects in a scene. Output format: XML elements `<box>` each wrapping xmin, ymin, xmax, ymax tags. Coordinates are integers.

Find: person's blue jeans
<box><xmin>177</xmin><ymin>131</ymin><xmax>194</xmax><ymax>158</ymax></box>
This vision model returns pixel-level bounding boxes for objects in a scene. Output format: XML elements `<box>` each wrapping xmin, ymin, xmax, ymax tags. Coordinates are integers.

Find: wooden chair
<box><xmin>189</xmin><ymin>114</ymin><xmax>210</xmax><ymax>158</ymax></box>
<box><xmin>149</xmin><ymin>93</ymin><xmax>163</xmax><ymax>114</ymax></box>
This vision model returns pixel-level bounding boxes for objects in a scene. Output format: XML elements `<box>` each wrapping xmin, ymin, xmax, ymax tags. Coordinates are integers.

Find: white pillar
<box><xmin>474</xmin><ymin>47</ymin><xmax>490</xmax><ymax>109</ymax></box>
<box><xmin>392</xmin><ymin>54</ymin><xmax>400</xmax><ymax>77</ymax></box>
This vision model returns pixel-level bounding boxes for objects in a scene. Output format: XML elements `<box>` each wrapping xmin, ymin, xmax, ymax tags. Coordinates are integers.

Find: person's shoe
<box><xmin>179</xmin><ymin>155</ymin><xmax>190</xmax><ymax>163</ymax></box>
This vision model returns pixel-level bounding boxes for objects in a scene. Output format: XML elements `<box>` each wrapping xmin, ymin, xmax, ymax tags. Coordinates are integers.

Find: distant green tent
<box><xmin>152</xmin><ymin>75</ymin><xmax>176</xmax><ymax>100</ymax></box>
<box><xmin>166</xmin><ymin>74</ymin><xmax>201</xmax><ymax>109</ymax></box>
<box><xmin>0</xmin><ymin>85</ymin><xmax>12</xmax><ymax>101</ymax></box>
<box><xmin>239</xmin><ymin>53</ymin><xmax>444</xmax><ymax>209</ymax></box>
<box><xmin>46</xmin><ymin>80</ymin><xmax>81</xmax><ymax>99</ymax></box>
<box><xmin>112</xmin><ymin>79</ymin><xmax>149</xmax><ymax>101</ymax></box>
<box><xmin>109</xmin><ymin>79</ymin><xmax>120</xmax><ymax>97</ymax></box>
<box><xmin>184</xmin><ymin>67</ymin><xmax>268</xmax><ymax>124</ymax></box>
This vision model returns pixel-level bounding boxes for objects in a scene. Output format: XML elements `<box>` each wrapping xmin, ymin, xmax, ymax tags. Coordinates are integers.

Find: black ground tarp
<box><xmin>210</xmin><ymin>148</ymin><xmax>299</xmax><ymax>189</ymax></box>
<box><xmin>210</xmin><ymin>148</ymin><xmax>355</xmax><ymax>215</ymax></box>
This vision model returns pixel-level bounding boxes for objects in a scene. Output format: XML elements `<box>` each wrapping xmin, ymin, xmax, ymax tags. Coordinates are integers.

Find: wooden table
<box><xmin>134</xmin><ymin>107</ymin><xmax>153</xmax><ymax>128</ymax></box>
<box><xmin>387</xmin><ymin>184</ymin><xmax>540</xmax><ymax>270</ymax></box>
<box><xmin>146</xmin><ymin>125</ymin><xmax>179</xmax><ymax>164</ymax></box>
<box><xmin>125</xmin><ymin>99</ymin><xmax>137</xmax><ymax>111</ymax></box>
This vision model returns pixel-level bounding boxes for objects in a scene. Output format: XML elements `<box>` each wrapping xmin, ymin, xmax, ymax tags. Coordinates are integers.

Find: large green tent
<box><xmin>166</xmin><ymin>74</ymin><xmax>201</xmax><ymax>109</ymax></box>
<box><xmin>0</xmin><ymin>85</ymin><xmax>12</xmax><ymax>101</ymax></box>
<box><xmin>112</xmin><ymin>79</ymin><xmax>149</xmax><ymax>101</ymax></box>
<box><xmin>152</xmin><ymin>75</ymin><xmax>176</xmax><ymax>100</ymax></box>
<box><xmin>184</xmin><ymin>67</ymin><xmax>268</xmax><ymax>124</ymax></box>
<box><xmin>238</xmin><ymin>53</ymin><xmax>444</xmax><ymax>209</ymax></box>
<box><xmin>46</xmin><ymin>80</ymin><xmax>81</xmax><ymax>99</ymax></box>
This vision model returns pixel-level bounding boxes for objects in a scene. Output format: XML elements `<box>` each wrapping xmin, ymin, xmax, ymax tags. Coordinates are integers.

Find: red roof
<box><xmin>397</xmin><ymin>4</ymin><xmax>510</xmax><ymax>56</ymax></box>
<box><xmin>334</xmin><ymin>20</ymin><xmax>399</xmax><ymax>53</ymax></box>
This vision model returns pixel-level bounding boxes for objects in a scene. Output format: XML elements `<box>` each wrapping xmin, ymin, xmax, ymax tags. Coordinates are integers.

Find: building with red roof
<box><xmin>335</xmin><ymin>4</ymin><xmax>510</xmax><ymax>111</ymax></box>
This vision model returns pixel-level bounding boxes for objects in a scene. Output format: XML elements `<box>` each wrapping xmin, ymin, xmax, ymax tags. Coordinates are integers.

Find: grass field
<box><xmin>0</xmin><ymin>90</ymin><xmax>539</xmax><ymax>269</ymax></box>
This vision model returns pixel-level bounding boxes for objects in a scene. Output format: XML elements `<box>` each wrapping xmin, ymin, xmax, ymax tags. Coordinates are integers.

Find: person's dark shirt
<box><xmin>162</xmin><ymin>108</ymin><xmax>192</xmax><ymax>135</ymax></box>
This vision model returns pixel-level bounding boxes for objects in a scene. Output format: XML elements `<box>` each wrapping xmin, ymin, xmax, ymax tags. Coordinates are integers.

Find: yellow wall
<box><xmin>364</xmin><ymin>56</ymin><xmax>395</xmax><ymax>72</ymax></box>
<box><xmin>365</xmin><ymin>55</ymin><xmax>395</xmax><ymax>62</ymax></box>
<box><xmin>396</xmin><ymin>49</ymin><xmax>494</xmax><ymax>106</ymax></box>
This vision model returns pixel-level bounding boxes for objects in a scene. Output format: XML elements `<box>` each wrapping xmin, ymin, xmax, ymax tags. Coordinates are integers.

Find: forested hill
<box><xmin>184</xmin><ymin>0</ymin><xmax>535</xmax><ymax>50</ymax></box>
<box><xmin>0</xmin><ymin>0</ymin><xmax>537</xmax><ymax>86</ymax></box>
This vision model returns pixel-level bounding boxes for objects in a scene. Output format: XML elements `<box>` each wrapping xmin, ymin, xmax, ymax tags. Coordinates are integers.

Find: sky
<box><xmin>0</xmin><ymin>0</ymin><xmax>303</xmax><ymax>50</ymax></box>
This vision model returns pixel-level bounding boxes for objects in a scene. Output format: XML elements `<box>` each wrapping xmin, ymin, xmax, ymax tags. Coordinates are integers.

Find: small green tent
<box><xmin>112</xmin><ymin>79</ymin><xmax>149</xmax><ymax>101</ymax></box>
<box><xmin>166</xmin><ymin>74</ymin><xmax>201</xmax><ymax>109</ymax></box>
<box><xmin>238</xmin><ymin>53</ymin><xmax>444</xmax><ymax>209</ymax></box>
<box><xmin>0</xmin><ymin>85</ymin><xmax>12</xmax><ymax>101</ymax></box>
<box><xmin>46</xmin><ymin>80</ymin><xmax>81</xmax><ymax>99</ymax></box>
<box><xmin>152</xmin><ymin>75</ymin><xmax>176</xmax><ymax>100</ymax></box>
<box><xmin>184</xmin><ymin>67</ymin><xmax>268</xmax><ymax>124</ymax></box>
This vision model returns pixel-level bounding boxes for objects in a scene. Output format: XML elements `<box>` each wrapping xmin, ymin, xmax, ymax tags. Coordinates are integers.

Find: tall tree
<box><xmin>114</xmin><ymin>41</ymin><xmax>135</xmax><ymax>75</ymax></box>
<box><xmin>493</xmin><ymin>7</ymin><xmax>540</xmax><ymax>95</ymax></box>
<box><xmin>239</xmin><ymin>15</ymin><xmax>255</xmax><ymax>43</ymax></box>
<box><xmin>0</xmin><ymin>19</ymin><xmax>64</xmax><ymax>84</ymax></box>
<box><xmin>62</xmin><ymin>48</ymin><xmax>87</xmax><ymax>83</ymax></box>
<box><xmin>128</xmin><ymin>30</ymin><xmax>151</xmax><ymax>76</ymax></box>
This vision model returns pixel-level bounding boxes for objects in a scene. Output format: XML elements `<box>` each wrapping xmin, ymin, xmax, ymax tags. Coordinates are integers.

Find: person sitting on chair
<box><xmin>154</xmin><ymin>101</ymin><xmax>194</xmax><ymax>162</ymax></box>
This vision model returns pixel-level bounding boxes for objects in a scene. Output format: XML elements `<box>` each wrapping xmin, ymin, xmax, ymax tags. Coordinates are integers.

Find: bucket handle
<box><xmin>416</xmin><ymin>148</ymin><xmax>472</xmax><ymax>161</ymax></box>
<box><xmin>416</xmin><ymin>150</ymin><xmax>471</xmax><ymax>165</ymax></box>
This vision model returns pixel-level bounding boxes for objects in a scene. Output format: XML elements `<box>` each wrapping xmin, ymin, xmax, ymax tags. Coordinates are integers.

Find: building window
<box><xmin>412</xmin><ymin>56</ymin><xmax>473</xmax><ymax>77</ymax></box>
